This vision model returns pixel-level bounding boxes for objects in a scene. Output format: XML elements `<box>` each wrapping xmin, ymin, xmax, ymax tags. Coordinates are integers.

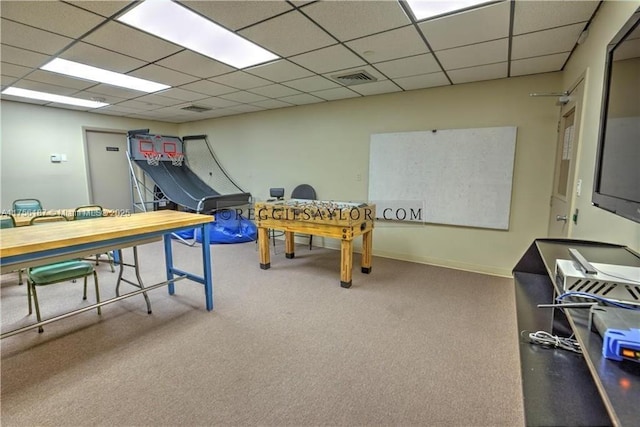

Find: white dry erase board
<box><xmin>368</xmin><ymin>126</ymin><xmax>517</xmax><ymax>230</ymax></box>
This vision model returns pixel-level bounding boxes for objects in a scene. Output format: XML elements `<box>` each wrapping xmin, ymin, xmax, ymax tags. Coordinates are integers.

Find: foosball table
<box><xmin>254</xmin><ymin>200</ymin><xmax>375</xmax><ymax>288</ymax></box>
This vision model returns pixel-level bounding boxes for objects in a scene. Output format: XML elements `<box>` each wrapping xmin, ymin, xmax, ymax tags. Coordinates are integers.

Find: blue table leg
<box><xmin>202</xmin><ymin>222</ymin><xmax>213</xmax><ymax>311</ymax></box>
<box><xmin>164</xmin><ymin>234</ymin><xmax>175</xmax><ymax>295</ymax></box>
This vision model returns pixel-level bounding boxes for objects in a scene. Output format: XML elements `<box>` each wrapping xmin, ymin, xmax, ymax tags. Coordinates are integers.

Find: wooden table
<box><xmin>255</xmin><ymin>201</ymin><xmax>375</xmax><ymax>288</ymax></box>
<box><xmin>0</xmin><ymin>210</ymin><xmax>215</xmax><ymax>338</ymax></box>
<box><xmin>11</xmin><ymin>208</ymin><xmax>120</xmax><ymax>226</ymax></box>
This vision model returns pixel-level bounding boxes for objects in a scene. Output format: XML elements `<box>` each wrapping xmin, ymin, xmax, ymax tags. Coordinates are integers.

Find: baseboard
<box><xmin>280</xmin><ymin>236</ymin><xmax>512</xmax><ymax>278</ymax></box>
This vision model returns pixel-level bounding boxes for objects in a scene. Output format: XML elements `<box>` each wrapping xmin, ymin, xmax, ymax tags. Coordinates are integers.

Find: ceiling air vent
<box><xmin>332</xmin><ymin>70</ymin><xmax>377</xmax><ymax>86</ymax></box>
<box><xmin>180</xmin><ymin>105</ymin><xmax>212</xmax><ymax>113</ymax></box>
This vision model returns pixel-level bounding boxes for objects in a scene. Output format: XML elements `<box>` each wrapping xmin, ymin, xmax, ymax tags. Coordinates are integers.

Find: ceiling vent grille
<box><xmin>332</xmin><ymin>70</ymin><xmax>377</xmax><ymax>86</ymax></box>
<box><xmin>180</xmin><ymin>105</ymin><xmax>212</xmax><ymax>113</ymax></box>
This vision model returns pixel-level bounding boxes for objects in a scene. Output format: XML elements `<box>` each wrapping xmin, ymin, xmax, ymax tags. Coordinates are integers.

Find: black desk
<box><xmin>513</xmin><ymin>239</ymin><xmax>640</xmax><ymax>426</ymax></box>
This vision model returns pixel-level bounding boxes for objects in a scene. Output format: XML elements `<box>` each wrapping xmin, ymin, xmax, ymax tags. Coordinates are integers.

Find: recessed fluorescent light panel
<box><xmin>41</xmin><ymin>58</ymin><xmax>170</xmax><ymax>93</ymax></box>
<box><xmin>1</xmin><ymin>87</ymin><xmax>109</xmax><ymax>108</ymax></box>
<box><xmin>117</xmin><ymin>0</ymin><xmax>279</xmax><ymax>69</ymax></box>
<box><xmin>405</xmin><ymin>0</ymin><xmax>496</xmax><ymax>21</ymax></box>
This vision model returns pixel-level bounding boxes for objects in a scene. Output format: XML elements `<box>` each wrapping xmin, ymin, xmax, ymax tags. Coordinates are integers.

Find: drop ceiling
<box><xmin>0</xmin><ymin>0</ymin><xmax>601</xmax><ymax>123</ymax></box>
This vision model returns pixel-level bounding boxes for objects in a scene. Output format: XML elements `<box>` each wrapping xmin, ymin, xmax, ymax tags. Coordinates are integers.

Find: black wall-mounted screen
<box><xmin>592</xmin><ymin>9</ymin><xmax>640</xmax><ymax>224</ymax></box>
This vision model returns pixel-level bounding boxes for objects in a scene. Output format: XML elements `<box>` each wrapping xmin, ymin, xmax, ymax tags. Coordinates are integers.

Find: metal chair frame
<box><xmin>27</xmin><ymin>215</ymin><xmax>101</xmax><ymax>332</ymax></box>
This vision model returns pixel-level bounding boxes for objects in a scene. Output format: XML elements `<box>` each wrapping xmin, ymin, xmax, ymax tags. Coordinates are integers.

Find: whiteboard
<box><xmin>368</xmin><ymin>127</ymin><xmax>517</xmax><ymax>230</ymax></box>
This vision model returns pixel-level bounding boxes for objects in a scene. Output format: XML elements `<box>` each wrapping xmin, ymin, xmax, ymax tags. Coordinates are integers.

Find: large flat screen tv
<box><xmin>592</xmin><ymin>9</ymin><xmax>640</xmax><ymax>224</ymax></box>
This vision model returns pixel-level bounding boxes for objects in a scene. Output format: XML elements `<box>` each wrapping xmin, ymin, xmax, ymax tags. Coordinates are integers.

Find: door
<box><xmin>547</xmin><ymin>80</ymin><xmax>583</xmax><ymax>237</ymax></box>
<box><xmin>85</xmin><ymin>129</ymin><xmax>132</xmax><ymax>211</ymax></box>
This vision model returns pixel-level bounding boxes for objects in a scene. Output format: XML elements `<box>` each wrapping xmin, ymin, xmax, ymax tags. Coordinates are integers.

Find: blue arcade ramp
<box><xmin>134</xmin><ymin>159</ymin><xmax>251</xmax><ymax>213</ymax></box>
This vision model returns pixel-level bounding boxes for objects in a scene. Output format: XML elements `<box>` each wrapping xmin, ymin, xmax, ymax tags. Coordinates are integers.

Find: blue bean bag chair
<box><xmin>173</xmin><ymin>210</ymin><xmax>256</xmax><ymax>244</ymax></box>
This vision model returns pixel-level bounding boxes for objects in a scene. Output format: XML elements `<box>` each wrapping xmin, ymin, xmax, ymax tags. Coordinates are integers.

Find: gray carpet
<box><xmin>1</xmin><ymin>240</ymin><xmax>524</xmax><ymax>426</ymax></box>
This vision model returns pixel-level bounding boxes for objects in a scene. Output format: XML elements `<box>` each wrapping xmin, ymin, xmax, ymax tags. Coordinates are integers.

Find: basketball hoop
<box><xmin>167</xmin><ymin>153</ymin><xmax>184</xmax><ymax>167</ymax></box>
<box><xmin>144</xmin><ymin>152</ymin><xmax>162</xmax><ymax>166</ymax></box>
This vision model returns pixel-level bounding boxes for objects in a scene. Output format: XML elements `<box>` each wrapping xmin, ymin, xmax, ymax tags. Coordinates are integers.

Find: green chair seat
<box><xmin>29</xmin><ymin>260</ymin><xmax>94</xmax><ymax>285</ymax></box>
<box><xmin>25</xmin><ymin>214</ymin><xmax>101</xmax><ymax>333</ymax></box>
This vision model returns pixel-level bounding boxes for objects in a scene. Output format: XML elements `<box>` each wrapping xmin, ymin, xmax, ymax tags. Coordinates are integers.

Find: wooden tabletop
<box><xmin>0</xmin><ymin>210</ymin><xmax>213</xmax><ymax>258</ymax></box>
<box><xmin>11</xmin><ymin>208</ymin><xmax>120</xmax><ymax>227</ymax></box>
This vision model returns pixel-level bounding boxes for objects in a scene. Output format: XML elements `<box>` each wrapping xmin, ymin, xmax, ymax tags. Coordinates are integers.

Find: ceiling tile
<box><xmin>95</xmin><ymin>104</ymin><xmax>143</xmax><ymax>114</ymax></box>
<box><xmin>374</xmin><ymin>54</ymin><xmax>441</xmax><ymax>79</ymax></box>
<box><xmin>156</xmin><ymin>51</ymin><xmax>234</xmax><ymax>79</ymax></box>
<box><xmin>349</xmin><ymin>80</ymin><xmax>403</xmax><ymax>96</ymax></box>
<box><xmin>89</xmin><ymin>83</ymin><xmax>155</xmax><ymax>99</ymax></box>
<box><xmin>513</xmin><ymin>0</ymin><xmax>599</xmax><ymax>35</ymax></box>
<box><xmin>311</xmin><ymin>87</ymin><xmax>361</xmax><ymax>101</ymax></box>
<box><xmin>155</xmin><ymin>87</ymin><xmax>210</xmax><ymax>102</ymax></box>
<box><xmin>116</xmin><ymin>99</ymin><xmax>166</xmax><ymax>111</ymax></box>
<box><xmin>249</xmin><ymin>84</ymin><xmax>301</xmax><ymax>98</ymax></box>
<box><xmin>436</xmin><ymin>38</ymin><xmax>508</xmax><ymax>71</ymax></box>
<box><xmin>181</xmin><ymin>0</ymin><xmax>293</xmax><ymax>31</ymax></box>
<box><xmin>128</xmin><ymin>64</ymin><xmax>199</xmax><ymax>87</ymax></box>
<box><xmin>229</xmin><ymin>104</ymin><xmax>265</xmax><ymax>113</ymax></box>
<box><xmin>1</xmin><ymin>62</ymin><xmax>33</xmax><ymax>79</ymax></box>
<box><xmin>419</xmin><ymin>1</ymin><xmax>511</xmax><ymax>51</ymax></box>
<box><xmin>0</xmin><ymin>1</ymin><xmax>106</xmax><ymax>38</ymax></box>
<box><xmin>302</xmin><ymin>0</ymin><xmax>410</xmax><ymax>42</ymax></box>
<box><xmin>1</xmin><ymin>19</ymin><xmax>73</xmax><ymax>55</ymax></box>
<box><xmin>129</xmin><ymin>93</ymin><xmax>183</xmax><ymax>107</ymax></box>
<box><xmin>71</xmin><ymin>90</ymin><xmax>127</xmax><ymax>105</ymax></box>
<box><xmin>11</xmin><ymin>79</ymin><xmax>82</xmax><ymax>96</ymax></box>
<box><xmin>510</xmin><ymin>52</ymin><xmax>569</xmax><ymax>76</ymax></box>
<box><xmin>210</xmin><ymin>71</ymin><xmax>271</xmax><ymax>90</ymax></box>
<box><xmin>251</xmin><ymin>99</ymin><xmax>295</xmax><ymax>109</ymax></box>
<box><xmin>1</xmin><ymin>74</ymin><xmax>18</xmax><ymax>87</ymax></box>
<box><xmin>0</xmin><ymin>44</ymin><xmax>50</xmax><ymax>68</ymax></box>
<box><xmin>512</xmin><ymin>23</ymin><xmax>585</xmax><ymax>60</ymax></box>
<box><xmin>219</xmin><ymin>91</ymin><xmax>268</xmax><ymax>104</ymax></box>
<box><xmin>245</xmin><ymin>60</ymin><xmax>314</xmax><ymax>82</ymax></box>
<box><xmin>346</xmin><ymin>26</ymin><xmax>429</xmax><ymax>63</ymax></box>
<box><xmin>179</xmin><ymin>80</ymin><xmax>237</xmax><ymax>97</ymax></box>
<box><xmin>394</xmin><ymin>72</ymin><xmax>450</xmax><ymax>90</ymax></box>
<box><xmin>66</xmin><ymin>1</ymin><xmax>135</xmax><ymax>18</ymax></box>
<box><xmin>289</xmin><ymin>44</ymin><xmax>365</xmax><ymax>74</ymax></box>
<box><xmin>0</xmin><ymin>0</ymin><xmax>606</xmax><ymax>123</ymax></box>
<box><xmin>447</xmin><ymin>62</ymin><xmax>508</xmax><ymax>84</ymax></box>
<box><xmin>277</xmin><ymin>93</ymin><xmax>325</xmax><ymax>105</ymax></box>
<box><xmin>59</xmin><ymin>42</ymin><xmax>145</xmax><ymax>73</ymax></box>
<box><xmin>92</xmin><ymin>108</ymin><xmax>127</xmax><ymax>117</ymax></box>
<box><xmin>25</xmin><ymin>70</ymin><xmax>97</xmax><ymax>91</ymax></box>
<box><xmin>283</xmin><ymin>76</ymin><xmax>340</xmax><ymax>92</ymax></box>
<box><xmin>238</xmin><ymin>10</ymin><xmax>336</xmax><ymax>57</ymax></box>
<box><xmin>82</xmin><ymin>22</ymin><xmax>182</xmax><ymax>62</ymax></box>
<box><xmin>196</xmin><ymin>97</ymin><xmax>241</xmax><ymax>109</ymax></box>
<box><xmin>47</xmin><ymin>102</ymin><xmax>95</xmax><ymax>111</ymax></box>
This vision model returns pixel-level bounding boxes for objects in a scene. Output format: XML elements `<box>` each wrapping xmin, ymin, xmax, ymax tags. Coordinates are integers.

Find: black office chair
<box><xmin>269</xmin><ymin>188</ymin><xmax>284</xmax><ymax>201</ymax></box>
<box><xmin>291</xmin><ymin>184</ymin><xmax>317</xmax><ymax>250</ymax></box>
<box><xmin>267</xmin><ymin>188</ymin><xmax>285</xmax><ymax>253</ymax></box>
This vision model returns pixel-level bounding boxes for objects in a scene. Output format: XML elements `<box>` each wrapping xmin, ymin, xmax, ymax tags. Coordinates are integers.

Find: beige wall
<box><xmin>2</xmin><ymin>0</ymin><xmax>637</xmax><ymax>275</ymax></box>
<box><xmin>561</xmin><ymin>0</ymin><xmax>640</xmax><ymax>251</ymax></box>
<box><xmin>179</xmin><ymin>73</ymin><xmax>563</xmax><ymax>276</ymax></box>
<box><xmin>0</xmin><ymin>101</ymin><xmax>178</xmax><ymax>209</ymax></box>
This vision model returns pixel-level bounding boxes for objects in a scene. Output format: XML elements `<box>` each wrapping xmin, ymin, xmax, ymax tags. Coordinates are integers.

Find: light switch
<box><xmin>576</xmin><ymin>179</ymin><xmax>582</xmax><ymax>196</ymax></box>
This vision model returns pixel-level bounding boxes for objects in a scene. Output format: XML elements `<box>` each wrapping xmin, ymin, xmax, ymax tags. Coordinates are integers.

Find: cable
<box><xmin>522</xmin><ymin>330</ymin><xmax>582</xmax><ymax>354</ymax></box>
<box><xmin>556</xmin><ymin>291</ymin><xmax>640</xmax><ymax>310</ymax></box>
